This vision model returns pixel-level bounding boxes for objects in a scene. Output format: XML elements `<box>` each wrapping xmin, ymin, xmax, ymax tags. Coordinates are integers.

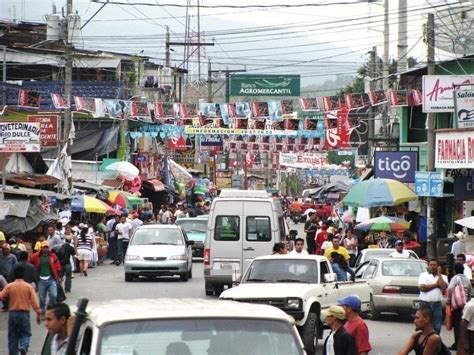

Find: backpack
<box><xmin>415</xmin><ymin>332</ymin><xmax>451</xmax><ymax>355</ymax></box>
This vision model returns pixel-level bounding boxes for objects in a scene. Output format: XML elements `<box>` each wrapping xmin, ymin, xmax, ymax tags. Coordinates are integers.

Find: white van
<box><xmin>204</xmin><ymin>189</ymin><xmax>289</xmax><ymax>296</ymax></box>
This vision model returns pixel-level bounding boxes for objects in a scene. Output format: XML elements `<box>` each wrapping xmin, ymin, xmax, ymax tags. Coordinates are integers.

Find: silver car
<box><xmin>124</xmin><ymin>224</ymin><xmax>193</xmax><ymax>282</ymax></box>
<box><xmin>355</xmin><ymin>257</ymin><xmax>429</xmax><ymax>319</ymax></box>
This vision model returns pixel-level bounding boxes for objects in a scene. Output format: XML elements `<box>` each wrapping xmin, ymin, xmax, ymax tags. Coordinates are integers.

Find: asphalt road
<box><xmin>0</xmin><ymin>220</ymin><xmax>455</xmax><ymax>354</ymax></box>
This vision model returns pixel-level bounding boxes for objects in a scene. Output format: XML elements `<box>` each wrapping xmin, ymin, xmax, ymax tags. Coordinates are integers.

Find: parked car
<box><xmin>175</xmin><ymin>217</ymin><xmax>207</xmax><ymax>258</ymax></box>
<box><xmin>124</xmin><ymin>224</ymin><xmax>193</xmax><ymax>282</ymax></box>
<box><xmin>42</xmin><ymin>298</ymin><xmax>306</xmax><ymax>355</ymax></box>
<box><xmin>354</xmin><ymin>257</ymin><xmax>434</xmax><ymax>319</ymax></box>
<box><xmin>353</xmin><ymin>248</ymin><xmax>419</xmax><ymax>268</ymax></box>
<box><xmin>220</xmin><ymin>255</ymin><xmax>370</xmax><ymax>355</ymax></box>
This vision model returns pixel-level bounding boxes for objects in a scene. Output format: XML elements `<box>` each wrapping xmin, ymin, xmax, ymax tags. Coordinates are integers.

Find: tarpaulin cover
<box><xmin>0</xmin><ymin>200</ymin><xmax>58</xmax><ymax>235</ymax></box>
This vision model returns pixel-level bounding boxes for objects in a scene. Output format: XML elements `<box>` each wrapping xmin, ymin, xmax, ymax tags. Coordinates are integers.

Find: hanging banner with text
<box><xmin>279</xmin><ymin>152</ymin><xmax>328</xmax><ymax>169</ymax></box>
<box><xmin>27</xmin><ymin>115</ymin><xmax>59</xmax><ymax>147</ymax></box>
<box><xmin>230</xmin><ymin>74</ymin><xmax>301</xmax><ymax>97</ymax></box>
<box><xmin>184</xmin><ymin>127</ymin><xmax>298</xmax><ymax>136</ymax></box>
<box><xmin>435</xmin><ymin>129</ymin><xmax>474</xmax><ymax>169</ymax></box>
<box><xmin>454</xmin><ymin>89</ymin><xmax>474</xmax><ymax>128</ymax></box>
<box><xmin>422</xmin><ymin>75</ymin><xmax>473</xmax><ymax>113</ymax></box>
<box><xmin>0</xmin><ymin>122</ymin><xmax>41</xmax><ymax>152</ymax></box>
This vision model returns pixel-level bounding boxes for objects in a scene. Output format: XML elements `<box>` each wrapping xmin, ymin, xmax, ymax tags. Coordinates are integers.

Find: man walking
<box><xmin>397</xmin><ymin>307</ymin><xmax>442</xmax><ymax>355</ymax></box>
<box><xmin>418</xmin><ymin>259</ymin><xmax>448</xmax><ymax>334</ymax></box>
<box><xmin>115</xmin><ymin>215</ymin><xmax>133</xmax><ymax>265</ymax></box>
<box><xmin>10</xmin><ymin>251</ymin><xmax>38</xmax><ymax>286</ymax></box>
<box><xmin>44</xmin><ymin>302</ymin><xmax>72</xmax><ymax>355</ymax></box>
<box><xmin>323</xmin><ymin>305</ymin><xmax>358</xmax><ymax>355</ymax></box>
<box><xmin>338</xmin><ymin>295</ymin><xmax>372</xmax><ymax>354</ymax></box>
<box><xmin>30</xmin><ymin>241</ymin><xmax>61</xmax><ymax>315</ymax></box>
<box><xmin>46</xmin><ymin>224</ymin><xmax>63</xmax><ymax>252</ymax></box>
<box><xmin>0</xmin><ymin>265</ymin><xmax>42</xmax><ymax>355</ymax></box>
<box><xmin>106</xmin><ymin>215</ymin><xmax>119</xmax><ymax>264</ymax></box>
<box><xmin>304</xmin><ymin>212</ymin><xmax>318</xmax><ymax>254</ymax></box>
<box><xmin>0</xmin><ymin>243</ymin><xmax>18</xmax><ymax>311</ymax></box>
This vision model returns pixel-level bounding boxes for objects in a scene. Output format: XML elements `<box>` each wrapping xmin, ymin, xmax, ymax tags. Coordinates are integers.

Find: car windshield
<box><xmin>99</xmin><ymin>318</ymin><xmax>303</xmax><ymax>355</ymax></box>
<box><xmin>176</xmin><ymin>220</ymin><xmax>207</xmax><ymax>242</ymax></box>
<box><xmin>382</xmin><ymin>261</ymin><xmax>427</xmax><ymax>277</ymax></box>
<box><xmin>243</xmin><ymin>259</ymin><xmax>318</xmax><ymax>284</ymax></box>
<box><xmin>130</xmin><ymin>229</ymin><xmax>183</xmax><ymax>246</ymax></box>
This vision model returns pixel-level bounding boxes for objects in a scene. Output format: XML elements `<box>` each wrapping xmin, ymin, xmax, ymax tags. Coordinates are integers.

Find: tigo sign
<box><xmin>374</xmin><ymin>151</ymin><xmax>417</xmax><ymax>182</ymax></box>
<box><xmin>230</xmin><ymin>74</ymin><xmax>300</xmax><ymax>97</ymax></box>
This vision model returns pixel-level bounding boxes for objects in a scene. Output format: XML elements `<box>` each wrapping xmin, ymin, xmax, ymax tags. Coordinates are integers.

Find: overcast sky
<box><xmin>0</xmin><ymin>0</ymin><xmax>467</xmax><ymax>86</ymax></box>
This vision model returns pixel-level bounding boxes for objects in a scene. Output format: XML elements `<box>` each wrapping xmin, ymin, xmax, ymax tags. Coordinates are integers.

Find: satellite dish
<box><xmin>431</xmin><ymin>0</ymin><xmax>474</xmax><ymax>55</ymax></box>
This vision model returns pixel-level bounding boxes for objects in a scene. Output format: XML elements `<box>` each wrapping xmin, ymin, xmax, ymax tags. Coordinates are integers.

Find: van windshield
<box><xmin>243</xmin><ymin>259</ymin><xmax>318</xmax><ymax>284</ymax></box>
<box><xmin>99</xmin><ymin>318</ymin><xmax>304</xmax><ymax>355</ymax></box>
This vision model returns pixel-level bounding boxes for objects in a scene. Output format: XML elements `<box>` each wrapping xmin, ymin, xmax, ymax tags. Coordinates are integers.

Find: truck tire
<box><xmin>125</xmin><ymin>273</ymin><xmax>134</xmax><ymax>282</ymax></box>
<box><xmin>300</xmin><ymin>312</ymin><xmax>318</xmax><ymax>355</ymax></box>
<box><xmin>370</xmin><ymin>296</ymin><xmax>380</xmax><ymax>320</ymax></box>
<box><xmin>205</xmin><ymin>282</ymin><xmax>214</xmax><ymax>296</ymax></box>
<box><xmin>188</xmin><ymin>266</ymin><xmax>193</xmax><ymax>279</ymax></box>
<box><xmin>180</xmin><ymin>271</ymin><xmax>189</xmax><ymax>282</ymax></box>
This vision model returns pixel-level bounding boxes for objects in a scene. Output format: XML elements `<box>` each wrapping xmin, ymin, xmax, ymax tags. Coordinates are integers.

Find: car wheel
<box><xmin>300</xmin><ymin>312</ymin><xmax>318</xmax><ymax>355</ymax></box>
<box><xmin>180</xmin><ymin>271</ymin><xmax>189</xmax><ymax>282</ymax></box>
<box><xmin>125</xmin><ymin>273</ymin><xmax>134</xmax><ymax>282</ymax></box>
<box><xmin>188</xmin><ymin>266</ymin><xmax>193</xmax><ymax>279</ymax></box>
<box><xmin>370</xmin><ymin>296</ymin><xmax>380</xmax><ymax>320</ymax></box>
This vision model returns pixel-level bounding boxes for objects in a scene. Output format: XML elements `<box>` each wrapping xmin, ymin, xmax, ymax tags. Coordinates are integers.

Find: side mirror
<box><xmin>186</xmin><ymin>240</ymin><xmax>195</xmax><ymax>246</ymax></box>
<box><xmin>323</xmin><ymin>273</ymin><xmax>336</xmax><ymax>283</ymax></box>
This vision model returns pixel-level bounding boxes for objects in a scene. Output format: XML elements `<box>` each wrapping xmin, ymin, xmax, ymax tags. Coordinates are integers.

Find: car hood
<box><xmin>220</xmin><ymin>283</ymin><xmax>316</xmax><ymax>299</ymax></box>
<box><xmin>127</xmin><ymin>244</ymin><xmax>186</xmax><ymax>257</ymax></box>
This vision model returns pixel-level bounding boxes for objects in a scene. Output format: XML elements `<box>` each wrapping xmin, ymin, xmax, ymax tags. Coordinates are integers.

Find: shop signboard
<box><xmin>27</xmin><ymin>115</ymin><xmax>59</xmax><ymax>147</ymax></box>
<box><xmin>184</xmin><ymin>127</ymin><xmax>298</xmax><ymax>136</ymax></box>
<box><xmin>0</xmin><ymin>122</ymin><xmax>41</xmax><ymax>152</ymax></box>
<box><xmin>216</xmin><ymin>171</ymin><xmax>232</xmax><ymax>189</ymax></box>
<box><xmin>374</xmin><ymin>151</ymin><xmax>417</xmax><ymax>182</ymax></box>
<box><xmin>415</xmin><ymin>171</ymin><xmax>444</xmax><ymax>197</ymax></box>
<box><xmin>279</xmin><ymin>152</ymin><xmax>328</xmax><ymax>169</ymax></box>
<box><xmin>454</xmin><ymin>89</ymin><xmax>474</xmax><ymax>128</ymax></box>
<box><xmin>454</xmin><ymin>176</ymin><xmax>474</xmax><ymax>200</ymax></box>
<box><xmin>423</xmin><ymin>75</ymin><xmax>473</xmax><ymax>112</ymax></box>
<box><xmin>230</xmin><ymin>74</ymin><xmax>300</xmax><ymax>97</ymax></box>
<box><xmin>435</xmin><ymin>129</ymin><xmax>474</xmax><ymax>169</ymax></box>
<box><xmin>200</xmin><ymin>136</ymin><xmax>223</xmax><ymax>147</ymax></box>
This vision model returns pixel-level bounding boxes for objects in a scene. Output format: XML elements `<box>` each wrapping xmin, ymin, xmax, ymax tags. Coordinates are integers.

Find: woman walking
<box><xmin>74</xmin><ymin>226</ymin><xmax>93</xmax><ymax>276</ymax></box>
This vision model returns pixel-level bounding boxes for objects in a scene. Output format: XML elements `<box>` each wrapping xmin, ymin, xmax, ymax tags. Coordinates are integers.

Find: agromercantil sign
<box><xmin>230</xmin><ymin>74</ymin><xmax>301</xmax><ymax>97</ymax></box>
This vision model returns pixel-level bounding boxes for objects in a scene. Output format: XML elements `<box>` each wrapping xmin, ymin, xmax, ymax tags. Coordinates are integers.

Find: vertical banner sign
<box><xmin>325</xmin><ymin>105</ymin><xmax>350</xmax><ymax>149</ymax></box>
<box><xmin>422</xmin><ymin>75</ymin><xmax>473</xmax><ymax>112</ymax></box>
<box><xmin>374</xmin><ymin>151</ymin><xmax>417</xmax><ymax>182</ymax></box>
<box><xmin>27</xmin><ymin>115</ymin><xmax>59</xmax><ymax>147</ymax></box>
<box><xmin>454</xmin><ymin>89</ymin><xmax>474</xmax><ymax>128</ymax></box>
<box><xmin>0</xmin><ymin>122</ymin><xmax>41</xmax><ymax>152</ymax></box>
<box><xmin>230</xmin><ymin>74</ymin><xmax>300</xmax><ymax>97</ymax></box>
<box><xmin>415</xmin><ymin>171</ymin><xmax>443</xmax><ymax>197</ymax></box>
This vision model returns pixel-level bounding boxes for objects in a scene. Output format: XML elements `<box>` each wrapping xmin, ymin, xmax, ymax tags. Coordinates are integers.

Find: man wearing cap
<box><xmin>390</xmin><ymin>240</ymin><xmax>411</xmax><ymax>258</ymax></box>
<box><xmin>323</xmin><ymin>305</ymin><xmax>358</xmax><ymax>355</ymax></box>
<box><xmin>30</xmin><ymin>241</ymin><xmax>61</xmax><ymax>315</ymax></box>
<box><xmin>418</xmin><ymin>259</ymin><xmax>448</xmax><ymax>334</ymax></box>
<box><xmin>338</xmin><ymin>295</ymin><xmax>372</xmax><ymax>355</ymax></box>
<box><xmin>452</xmin><ymin>231</ymin><xmax>467</xmax><ymax>258</ymax></box>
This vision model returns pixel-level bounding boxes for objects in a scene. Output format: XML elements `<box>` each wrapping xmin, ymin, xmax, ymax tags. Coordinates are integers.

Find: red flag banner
<box><xmin>168</xmin><ymin>135</ymin><xmax>187</xmax><ymax>151</ymax></box>
<box><xmin>324</xmin><ymin>105</ymin><xmax>350</xmax><ymax>149</ymax></box>
<box><xmin>74</xmin><ymin>96</ymin><xmax>96</xmax><ymax>113</ymax></box>
<box><xmin>300</xmin><ymin>97</ymin><xmax>320</xmax><ymax>111</ymax></box>
<box><xmin>130</xmin><ymin>101</ymin><xmax>150</xmax><ymax>118</ymax></box>
<box><xmin>368</xmin><ymin>90</ymin><xmax>388</xmax><ymax>106</ymax></box>
<box><xmin>18</xmin><ymin>89</ymin><xmax>41</xmax><ymax>109</ymax></box>
<box><xmin>323</xmin><ymin>96</ymin><xmax>341</xmax><ymax>112</ymax></box>
<box><xmin>408</xmin><ymin>89</ymin><xmax>423</xmax><ymax>106</ymax></box>
<box><xmin>251</xmin><ymin>101</ymin><xmax>269</xmax><ymax>118</ymax></box>
<box><xmin>345</xmin><ymin>93</ymin><xmax>367</xmax><ymax>110</ymax></box>
<box><xmin>389</xmin><ymin>90</ymin><xmax>408</xmax><ymax>107</ymax></box>
<box><xmin>51</xmin><ymin>93</ymin><xmax>67</xmax><ymax>109</ymax></box>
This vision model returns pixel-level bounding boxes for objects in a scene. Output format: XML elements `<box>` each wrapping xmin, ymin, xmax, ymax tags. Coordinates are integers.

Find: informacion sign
<box><xmin>454</xmin><ymin>89</ymin><xmax>474</xmax><ymax>128</ymax></box>
<box><xmin>184</xmin><ymin>127</ymin><xmax>298</xmax><ymax>136</ymax></box>
<box><xmin>415</xmin><ymin>171</ymin><xmax>444</xmax><ymax>197</ymax></box>
<box><xmin>27</xmin><ymin>115</ymin><xmax>59</xmax><ymax>147</ymax></box>
<box><xmin>230</xmin><ymin>74</ymin><xmax>300</xmax><ymax>97</ymax></box>
<box><xmin>422</xmin><ymin>75</ymin><xmax>473</xmax><ymax>113</ymax></box>
<box><xmin>0</xmin><ymin>122</ymin><xmax>41</xmax><ymax>152</ymax></box>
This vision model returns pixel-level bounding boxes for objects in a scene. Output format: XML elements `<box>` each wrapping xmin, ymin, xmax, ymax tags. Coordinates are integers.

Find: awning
<box><xmin>4</xmin><ymin>198</ymin><xmax>31</xmax><ymax>218</ymax></box>
<box><xmin>143</xmin><ymin>179</ymin><xmax>165</xmax><ymax>192</ymax></box>
<box><xmin>0</xmin><ymin>201</ymin><xmax>58</xmax><ymax>235</ymax></box>
<box><xmin>4</xmin><ymin>185</ymin><xmax>69</xmax><ymax>200</ymax></box>
<box><xmin>6</xmin><ymin>174</ymin><xmax>59</xmax><ymax>188</ymax></box>
<box><xmin>102</xmin><ymin>179</ymin><xmax>123</xmax><ymax>189</ymax></box>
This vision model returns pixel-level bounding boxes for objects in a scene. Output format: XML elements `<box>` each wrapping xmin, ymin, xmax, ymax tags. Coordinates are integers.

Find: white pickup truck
<box><xmin>220</xmin><ymin>255</ymin><xmax>371</xmax><ymax>355</ymax></box>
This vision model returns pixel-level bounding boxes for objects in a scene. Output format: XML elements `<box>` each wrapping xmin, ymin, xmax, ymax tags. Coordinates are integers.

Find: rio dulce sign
<box><xmin>230</xmin><ymin>74</ymin><xmax>300</xmax><ymax>97</ymax></box>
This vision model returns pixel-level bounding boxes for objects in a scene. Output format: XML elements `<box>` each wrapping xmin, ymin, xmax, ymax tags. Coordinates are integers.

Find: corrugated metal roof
<box><xmin>4</xmin><ymin>185</ymin><xmax>69</xmax><ymax>200</ymax></box>
<box><xmin>7</xmin><ymin>174</ymin><xmax>59</xmax><ymax>187</ymax></box>
<box><xmin>5</xmin><ymin>198</ymin><xmax>31</xmax><ymax>218</ymax></box>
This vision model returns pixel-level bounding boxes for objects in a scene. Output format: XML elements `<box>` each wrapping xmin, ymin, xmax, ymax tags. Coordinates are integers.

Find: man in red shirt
<box><xmin>338</xmin><ymin>295</ymin><xmax>372</xmax><ymax>355</ymax></box>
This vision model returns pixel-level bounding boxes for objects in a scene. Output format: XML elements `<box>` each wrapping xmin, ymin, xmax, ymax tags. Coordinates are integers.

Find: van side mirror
<box><xmin>323</xmin><ymin>273</ymin><xmax>336</xmax><ymax>283</ymax></box>
<box><xmin>186</xmin><ymin>240</ymin><xmax>195</xmax><ymax>246</ymax></box>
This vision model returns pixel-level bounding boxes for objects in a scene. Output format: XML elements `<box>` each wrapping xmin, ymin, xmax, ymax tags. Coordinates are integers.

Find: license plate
<box><xmin>413</xmin><ymin>300</ymin><xmax>420</xmax><ymax>309</ymax></box>
<box><xmin>220</xmin><ymin>263</ymin><xmax>233</xmax><ymax>269</ymax></box>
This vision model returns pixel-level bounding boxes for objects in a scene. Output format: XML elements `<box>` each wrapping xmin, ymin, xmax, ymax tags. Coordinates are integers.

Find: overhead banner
<box><xmin>435</xmin><ymin>129</ymin><xmax>474</xmax><ymax>169</ymax></box>
<box><xmin>374</xmin><ymin>151</ymin><xmax>417</xmax><ymax>182</ymax></box>
<box><xmin>415</xmin><ymin>171</ymin><xmax>443</xmax><ymax>197</ymax></box>
<box><xmin>454</xmin><ymin>89</ymin><xmax>474</xmax><ymax>128</ymax></box>
<box><xmin>0</xmin><ymin>122</ymin><xmax>41</xmax><ymax>152</ymax></box>
<box><xmin>230</xmin><ymin>74</ymin><xmax>300</xmax><ymax>97</ymax></box>
<box><xmin>423</xmin><ymin>75</ymin><xmax>473</xmax><ymax>113</ymax></box>
<box><xmin>184</xmin><ymin>127</ymin><xmax>298</xmax><ymax>136</ymax></box>
<box><xmin>27</xmin><ymin>115</ymin><xmax>59</xmax><ymax>147</ymax></box>
<box><xmin>279</xmin><ymin>152</ymin><xmax>328</xmax><ymax>169</ymax></box>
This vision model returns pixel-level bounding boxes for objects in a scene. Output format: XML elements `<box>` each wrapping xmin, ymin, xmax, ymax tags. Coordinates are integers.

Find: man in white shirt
<box><xmin>390</xmin><ymin>240</ymin><xmax>411</xmax><ymax>258</ymax></box>
<box><xmin>115</xmin><ymin>216</ymin><xmax>133</xmax><ymax>266</ymax></box>
<box><xmin>131</xmin><ymin>214</ymin><xmax>143</xmax><ymax>233</ymax></box>
<box><xmin>456</xmin><ymin>254</ymin><xmax>473</xmax><ymax>281</ymax></box>
<box><xmin>289</xmin><ymin>238</ymin><xmax>309</xmax><ymax>256</ymax></box>
<box><xmin>418</xmin><ymin>259</ymin><xmax>448</xmax><ymax>334</ymax></box>
<box><xmin>452</xmin><ymin>231</ymin><xmax>467</xmax><ymax>258</ymax></box>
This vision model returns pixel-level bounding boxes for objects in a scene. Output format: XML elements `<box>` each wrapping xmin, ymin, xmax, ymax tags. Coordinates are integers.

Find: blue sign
<box><xmin>415</xmin><ymin>171</ymin><xmax>443</xmax><ymax>197</ymax></box>
<box><xmin>50</xmin><ymin>196</ymin><xmax>57</xmax><ymax>205</ymax></box>
<box><xmin>454</xmin><ymin>176</ymin><xmax>474</xmax><ymax>200</ymax></box>
<box><xmin>200</xmin><ymin>136</ymin><xmax>223</xmax><ymax>147</ymax></box>
<box><xmin>374</xmin><ymin>151</ymin><xmax>417</xmax><ymax>182</ymax></box>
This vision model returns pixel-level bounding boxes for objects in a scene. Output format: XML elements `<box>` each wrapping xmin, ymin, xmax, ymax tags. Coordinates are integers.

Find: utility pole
<box><xmin>197</xmin><ymin>0</ymin><xmax>201</xmax><ymax>81</ymax></box>
<box><xmin>397</xmin><ymin>0</ymin><xmax>408</xmax><ymax>74</ymax></box>
<box><xmin>1</xmin><ymin>45</ymin><xmax>5</xmax><ymax>201</ymax></box>
<box><xmin>165</xmin><ymin>26</ymin><xmax>171</xmax><ymax>67</ymax></box>
<box><xmin>426</xmin><ymin>13</ymin><xmax>437</xmax><ymax>258</ymax></box>
<box><xmin>63</xmin><ymin>0</ymin><xmax>73</xmax><ymax>194</ymax></box>
<box><xmin>368</xmin><ymin>46</ymin><xmax>377</xmax><ymax>154</ymax></box>
<box><xmin>382</xmin><ymin>0</ymin><xmax>389</xmax><ymax>91</ymax></box>
<box><xmin>207</xmin><ymin>57</ymin><xmax>212</xmax><ymax>102</ymax></box>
